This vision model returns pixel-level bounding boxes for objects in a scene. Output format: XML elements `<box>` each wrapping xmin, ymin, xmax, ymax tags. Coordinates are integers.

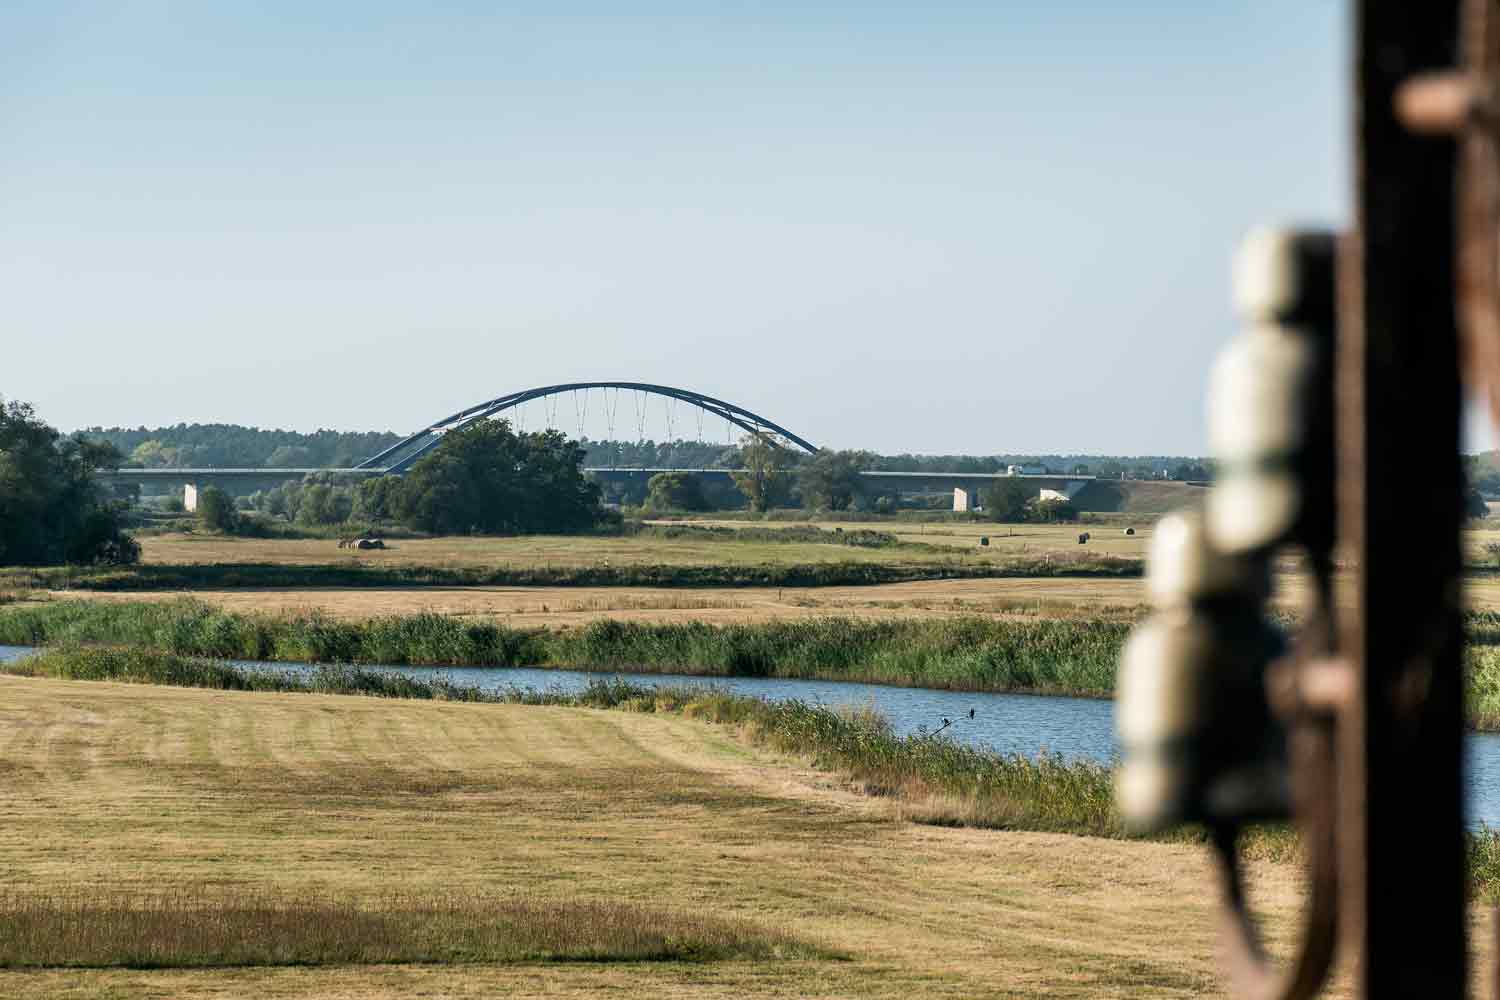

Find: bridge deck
<box><xmin>101</xmin><ymin>467</ymin><xmax>1094</xmax><ymax>481</ymax></box>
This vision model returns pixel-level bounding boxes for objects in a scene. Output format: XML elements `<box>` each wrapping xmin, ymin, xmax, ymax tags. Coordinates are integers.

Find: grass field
<box><xmin>0</xmin><ymin>536</ymin><xmax>1141</xmax><ymax>593</ymax></box>
<box><xmin>646</xmin><ymin>517</ymin><xmax>1157</xmax><ymax>556</ymax></box>
<box><xmin>58</xmin><ymin>574</ymin><xmax>1500</xmax><ymax>623</ymax></box>
<box><xmin>41</xmin><ymin>576</ymin><xmax>1156</xmax><ymax>624</ymax></box>
<box><xmin>0</xmin><ymin>672</ymin><xmax>1379</xmax><ymax>998</ymax></box>
<box><xmin>132</xmin><ymin>524</ymin><xmax>1146</xmax><ymax>568</ymax></box>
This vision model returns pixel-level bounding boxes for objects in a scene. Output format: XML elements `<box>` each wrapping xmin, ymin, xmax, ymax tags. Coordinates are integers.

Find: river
<box><xmin>6</xmin><ymin>644</ymin><xmax>1500</xmax><ymax>828</ymax></box>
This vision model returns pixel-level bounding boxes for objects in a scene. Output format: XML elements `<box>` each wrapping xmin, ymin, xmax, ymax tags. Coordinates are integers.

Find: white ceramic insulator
<box><xmin>1146</xmin><ymin>511</ymin><xmax>1253</xmax><ymax>606</ymax></box>
<box><xmin>1208</xmin><ymin>471</ymin><xmax>1300</xmax><ymax>555</ymax></box>
<box><xmin>1115</xmin><ymin>613</ymin><xmax>1212</xmax><ymax>747</ymax></box>
<box><xmin>1116</xmin><ymin>757</ymin><xmax>1184</xmax><ymax>831</ymax></box>
<box><xmin>1232</xmin><ymin>227</ymin><xmax>1333</xmax><ymax>323</ymax></box>
<box><xmin>1207</xmin><ymin>324</ymin><xmax>1313</xmax><ymax>462</ymax></box>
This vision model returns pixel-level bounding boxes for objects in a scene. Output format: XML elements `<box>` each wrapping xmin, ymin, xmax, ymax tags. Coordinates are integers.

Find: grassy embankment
<box><xmin>14</xmin><ymin>599</ymin><xmax>1500</xmax><ymax>727</ymax></box>
<box><xmin>2</xmin><ymin>665</ymin><xmax>1346</xmax><ymax>998</ymax></box>
<box><xmin>9</xmin><ymin>644</ymin><xmax>1500</xmax><ymax>901</ymax></box>
<box><xmin>0</xmin><ymin>644</ymin><xmax>1259</xmax><ymax>849</ymax></box>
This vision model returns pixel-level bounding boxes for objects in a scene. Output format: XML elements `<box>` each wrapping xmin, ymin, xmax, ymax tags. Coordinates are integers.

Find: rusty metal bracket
<box><xmin>1209</xmin><ymin>575</ymin><xmax>1344</xmax><ymax>1000</ymax></box>
<box><xmin>1396</xmin><ymin>0</ymin><xmax>1500</xmax><ymax>435</ymax></box>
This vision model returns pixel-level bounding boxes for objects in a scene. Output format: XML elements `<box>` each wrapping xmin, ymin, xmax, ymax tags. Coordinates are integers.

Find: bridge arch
<box><xmin>358</xmin><ymin>382</ymin><xmax>819</xmax><ymax>473</ymax></box>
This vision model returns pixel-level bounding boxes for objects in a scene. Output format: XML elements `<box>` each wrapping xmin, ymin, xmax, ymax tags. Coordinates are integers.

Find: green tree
<box><xmin>389</xmin><ymin>420</ymin><xmax>604</xmax><ymax>535</ymax></box>
<box><xmin>196</xmin><ymin>485</ymin><xmax>243</xmax><ymax>533</ymax></box>
<box><xmin>797</xmin><ymin>450</ymin><xmax>872</xmax><ymax>511</ymax></box>
<box><xmin>0</xmin><ymin>399</ymin><xmax>139</xmax><ymax>565</ymax></box>
<box><xmin>354</xmin><ymin>475</ymin><xmax>401</xmax><ymax>522</ymax></box>
<box><xmin>128</xmin><ymin>440</ymin><xmax>178</xmax><ymax>468</ymax></box>
<box><xmin>1469</xmin><ymin>452</ymin><xmax>1500</xmax><ymax>496</ymax></box>
<box><xmin>983</xmin><ymin>480</ymin><xmax>1033</xmax><ymax>523</ymax></box>
<box><xmin>1170</xmin><ymin>462</ymin><xmax>1210</xmax><ymax>482</ymax></box>
<box><xmin>265</xmin><ymin>445</ymin><xmax>314</xmax><ymax>467</ymax></box>
<box><xmin>1466</xmin><ymin>486</ymin><xmax>1490</xmax><ymax>520</ymax></box>
<box><xmin>1031</xmin><ymin>497</ymin><xmax>1079</xmax><ymax>522</ymax></box>
<box><xmin>645</xmin><ymin>472</ymin><xmax>709</xmax><ymax>512</ymax></box>
<box><xmin>729</xmin><ymin>434</ymin><xmax>794</xmax><ymax>513</ymax></box>
<box><xmin>84</xmin><ymin>424</ymin><xmax>405</xmax><ymax>469</ymax></box>
<box><xmin>296</xmin><ymin>484</ymin><xmax>332</xmax><ymax>525</ymax></box>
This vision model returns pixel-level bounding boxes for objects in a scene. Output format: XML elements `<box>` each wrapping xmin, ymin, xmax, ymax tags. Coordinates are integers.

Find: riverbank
<box><xmin>12</xmin><ymin>642</ymin><xmax>1500</xmax><ymax>899</ymax></box>
<box><xmin>0</xmin><ymin>599</ymin><xmax>1128</xmax><ymax>697</ymax></box>
<box><xmin>11</xmin><ymin>599</ymin><xmax>1500</xmax><ymax>728</ymax></box>
<box><xmin>2</xmin><ymin>665</ymin><xmax>1338</xmax><ymax>998</ymax></box>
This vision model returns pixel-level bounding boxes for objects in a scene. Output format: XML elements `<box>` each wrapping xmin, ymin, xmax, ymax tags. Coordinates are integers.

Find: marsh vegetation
<box><xmin>16</xmin><ymin>600</ymin><xmax>1500</xmax><ymax>724</ymax></box>
<box><xmin>0</xmin><ymin>600</ymin><xmax>1128</xmax><ymax>696</ymax></box>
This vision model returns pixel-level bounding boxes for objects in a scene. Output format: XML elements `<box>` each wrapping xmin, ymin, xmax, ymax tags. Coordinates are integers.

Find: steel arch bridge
<box><xmin>357</xmin><ymin>382</ymin><xmax>819</xmax><ymax>473</ymax></box>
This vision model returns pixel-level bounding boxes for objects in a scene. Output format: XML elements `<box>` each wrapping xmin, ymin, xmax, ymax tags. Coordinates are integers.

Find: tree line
<box><xmin>82</xmin><ymin>424</ymin><xmax>404</xmax><ymax>469</ymax></box>
<box><xmin>637</xmin><ymin>443</ymin><xmax>1081</xmax><ymax>523</ymax></box>
<box><xmin>205</xmin><ymin>421</ymin><xmax>611</xmax><ymax>536</ymax></box>
<box><xmin>81</xmin><ymin>422</ymin><xmax>1221</xmax><ymax>480</ymax></box>
<box><xmin>0</xmin><ymin>399</ymin><xmax>138</xmax><ymax>565</ymax></box>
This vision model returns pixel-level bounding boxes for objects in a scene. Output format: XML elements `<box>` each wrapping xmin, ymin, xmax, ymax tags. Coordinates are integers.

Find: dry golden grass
<box><xmin>132</xmin><ymin>521</ymin><xmax>1152</xmax><ymax>570</ymax></box>
<box><xmin>45</xmin><ymin>576</ymin><xmax>1153</xmax><ymax>625</ymax></box>
<box><xmin>0</xmin><ymin>889</ymin><xmax>815</xmax><ymax>968</ymax></box>
<box><xmin>5</xmin><ymin>675</ymin><xmax>1499</xmax><ymax>997</ymax></box>
<box><xmin>0</xmin><ymin>673</ymin><xmax>1352</xmax><ymax>998</ymax></box>
<box><xmin>650</xmin><ymin>517</ymin><xmax>1158</xmax><ymax>556</ymax></box>
<box><xmin>134</xmin><ymin>531</ymin><xmax>939</xmax><ymax>568</ymax></box>
<box><xmin>78</xmin><ymin>567</ymin><xmax>1500</xmax><ymax>626</ymax></box>
<box><xmin>57</xmin><ymin>542</ymin><xmax>1500</xmax><ymax>628</ymax></box>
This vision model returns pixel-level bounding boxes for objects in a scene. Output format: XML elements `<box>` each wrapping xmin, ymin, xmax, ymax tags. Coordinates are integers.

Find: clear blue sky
<box><xmin>5</xmin><ymin>1</ymin><xmax>1387</xmax><ymax>454</ymax></box>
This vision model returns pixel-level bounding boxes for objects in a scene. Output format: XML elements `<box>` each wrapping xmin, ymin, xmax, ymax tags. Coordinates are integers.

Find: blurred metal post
<box><xmin>1344</xmin><ymin>1</ymin><xmax>1467</xmax><ymax>994</ymax></box>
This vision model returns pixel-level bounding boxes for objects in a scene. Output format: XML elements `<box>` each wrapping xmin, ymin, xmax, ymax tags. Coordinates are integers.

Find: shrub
<box><xmin>196</xmin><ymin>486</ymin><xmax>243</xmax><ymax>534</ymax></box>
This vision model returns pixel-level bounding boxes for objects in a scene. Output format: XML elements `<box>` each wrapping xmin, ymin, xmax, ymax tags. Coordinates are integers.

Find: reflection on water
<box><xmin>5</xmin><ymin>643</ymin><xmax>1499</xmax><ymax>829</ymax></box>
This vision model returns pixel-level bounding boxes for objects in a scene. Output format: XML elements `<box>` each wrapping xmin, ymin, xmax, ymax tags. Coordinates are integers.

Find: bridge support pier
<box><xmin>183</xmin><ymin>482</ymin><xmax>200</xmax><ymax>513</ymax></box>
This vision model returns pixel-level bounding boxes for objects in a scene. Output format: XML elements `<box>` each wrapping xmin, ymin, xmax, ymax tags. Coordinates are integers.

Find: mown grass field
<box><xmin>0</xmin><ymin>671</ymin><xmax>1367</xmax><ymax>998</ymax></box>
<box><xmin>0</xmin><ymin>526</ymin><xmax>1141</xmax><ymax>592</ymax></box>
<box><xmin>132</xmin><ymin>525</ymin><xmax>1128</xmax><ymax>568</ymax></box>
<box><xmin>39</xmin><ymin>576</ymin><xmax>1156</xmax><ymax>625</ymax></box>
<box><xmin>646</xmin><ymin>517</ymin><xmax>1157</xmax><ymax>556</ymax></box>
